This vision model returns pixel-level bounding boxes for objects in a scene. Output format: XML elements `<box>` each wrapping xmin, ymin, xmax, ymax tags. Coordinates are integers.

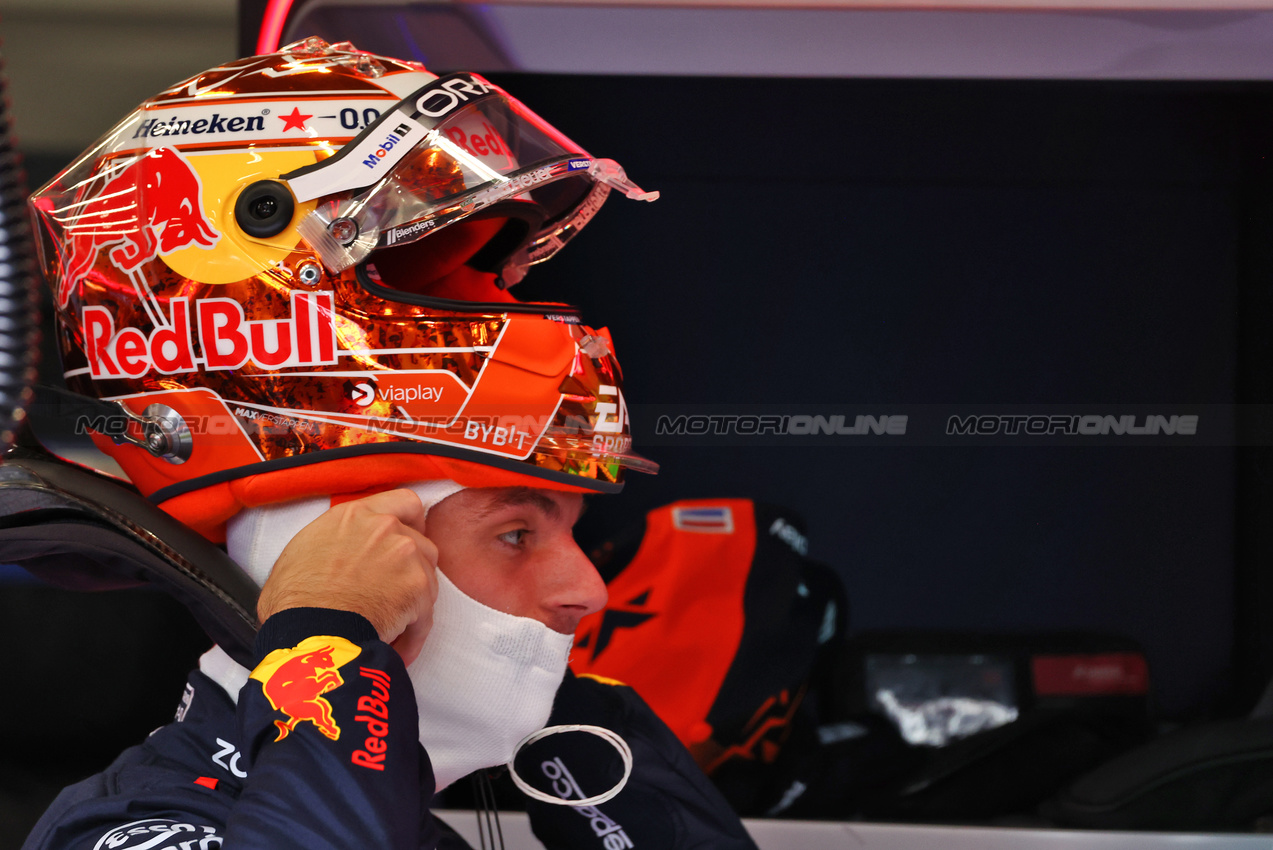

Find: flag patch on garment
<box><xmin>672</xmin><ymin>506</ymin><xmax>735</xmax><ymax>533</ymax></box>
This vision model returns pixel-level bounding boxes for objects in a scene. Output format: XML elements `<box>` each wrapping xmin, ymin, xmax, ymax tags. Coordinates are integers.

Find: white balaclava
<box><xmin>201</xmin><ymin>480</ymin><xmax>574</xmax><ymax>790</ymax></box>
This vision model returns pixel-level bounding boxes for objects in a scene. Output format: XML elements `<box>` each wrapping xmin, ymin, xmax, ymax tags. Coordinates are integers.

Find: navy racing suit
<box><xmin>22</xmin><ymin>607</ymin><xmax>758</xmax><ymax>850</ymax></box>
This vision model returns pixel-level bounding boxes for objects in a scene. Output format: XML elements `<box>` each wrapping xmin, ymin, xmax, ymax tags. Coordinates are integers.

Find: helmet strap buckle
<box><xmin>107</xmin><ymin>403</ymin><xmax>193</xmax><ymax>466</ymax></box>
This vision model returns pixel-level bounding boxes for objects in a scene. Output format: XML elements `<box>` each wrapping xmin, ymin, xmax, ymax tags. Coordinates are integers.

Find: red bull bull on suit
<box><xmin>249</xmin><ymin>636</ymin><xmax>362</xmax><ymax>742</ymax></box>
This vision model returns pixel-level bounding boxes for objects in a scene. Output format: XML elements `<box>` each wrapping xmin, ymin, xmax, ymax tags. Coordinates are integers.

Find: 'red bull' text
<box><xmin>352</xmin><ymin>667</ymin><xmax>392</xmax><ymax>771</ymax></box>
<box><xmin>83</xmin><ymin>291</ymin><xmax>337</xmax><ymax>379</ymax></box>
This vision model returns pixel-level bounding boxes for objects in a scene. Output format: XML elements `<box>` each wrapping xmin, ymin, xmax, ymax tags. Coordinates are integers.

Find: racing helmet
<box><xmin>29</xmin><ymin>38</ymin><xmax>658</xmax><ymax>540</ymax></box>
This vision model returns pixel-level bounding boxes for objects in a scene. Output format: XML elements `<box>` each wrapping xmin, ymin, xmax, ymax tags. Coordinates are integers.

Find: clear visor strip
<box><xmin>507</xmin><ymin>724</ymin><xmax>634</xmax><ymax>806</ymax></box>
<box><xmin>296</xmin><ymin>156</ymin><xmax>657</xmax><ymax>274</ymax></box>
<box><xmin>283</xmin><ymin>73</ymin><xmax>510</xmax><ymax>203</ymax></box>
<box><xmin>589</xmin><ymin>159</ymin><xmax>658</xmax><ymax>203</ymax></box>
<box><xmin>282</xmin><ymin>72</ymin><xmax>651</xmax><ymax>206</ymax></box>
<box><xmin>280</xmin><ymin>73</ymin><xmax>658</xmax><ymax>272</ymax></box>
<box><xmin>286</xmin><ymin>118</ymin><xmax>506</xmax><ymax>205</ymax></box>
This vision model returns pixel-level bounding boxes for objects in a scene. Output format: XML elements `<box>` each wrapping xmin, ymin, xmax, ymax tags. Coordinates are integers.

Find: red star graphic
<box><xmin>279</xmin><ymin>107</ymin><xmax>312</xmax><ymax>132</ymax></box>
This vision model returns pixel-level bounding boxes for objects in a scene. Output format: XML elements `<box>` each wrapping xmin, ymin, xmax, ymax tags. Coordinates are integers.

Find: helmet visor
<box><xmin>284</xmin><ymin>72</ymin><xmax>656</xmax><ymax>273</ymax></box>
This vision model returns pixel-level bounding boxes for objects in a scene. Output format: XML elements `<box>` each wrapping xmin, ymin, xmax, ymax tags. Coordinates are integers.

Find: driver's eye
<box><xmin>499</xmin><ymin>529</ymin><xmax>528</xmax><ymax>546</ymax></box>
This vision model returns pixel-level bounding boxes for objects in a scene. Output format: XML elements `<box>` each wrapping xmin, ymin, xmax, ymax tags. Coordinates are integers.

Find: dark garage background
<box><xmin>499</xmin><ymin>73</ymin><xmax>1269</xmax><ymax>724</ymax></box>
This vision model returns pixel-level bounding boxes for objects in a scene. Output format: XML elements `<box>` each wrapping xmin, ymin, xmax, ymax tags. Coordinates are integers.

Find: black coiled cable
<box><xmin>0</xmin><ymin>48</ymin><xmax>40</xmax><ymax>449</ymax></box>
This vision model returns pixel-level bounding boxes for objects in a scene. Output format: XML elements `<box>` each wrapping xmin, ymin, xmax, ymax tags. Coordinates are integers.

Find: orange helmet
<box><xmin>29</xmin><ymin>38</ymin><xmax>658</xmax><ymax>540</ymax></box>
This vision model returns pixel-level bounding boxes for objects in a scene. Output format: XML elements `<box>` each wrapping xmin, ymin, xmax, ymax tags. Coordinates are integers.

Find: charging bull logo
<box><xmin>55</xmin><ymin>146</ymin><xmax>220</xmax><ymax>308</ymax></box>
<box><xmin>249</xmin><ymin>636</ymin><xmax>361</xmax><ymax>743</ymax></box>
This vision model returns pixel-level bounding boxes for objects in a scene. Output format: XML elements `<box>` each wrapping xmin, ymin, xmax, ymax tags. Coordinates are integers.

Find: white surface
<box><xmin>289</xmin><ymin>0</ymin><xmax>1273</xmax><ymax>80</ymax></box>
<box><xmin>6</xmin><ymin>0</ymin><xmax>1273</xmax><ymax>161</ymax></box>
<box><xmin>481</xmin><ymin>5</ymin><xmax>1273</xmax><ymax>79</ymax></box>
<box><xmin>433</xmin><ymin>810</ymin><xmax>1273</xmax><ymax>850</ymax></box>
<box><xmin>742</xmin><ymin>820</ymin><xmax>1273</xmax><ymax>849</ymax></box>
<box><xmin>489</xmin><ymin>0</ymin><xmax>1273</xmax><ymax>5</ymax></box>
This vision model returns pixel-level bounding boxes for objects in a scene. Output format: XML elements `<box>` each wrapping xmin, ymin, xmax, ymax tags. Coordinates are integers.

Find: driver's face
<box><xmin>425</xmin><ymin>487</ymin><xmax>607</xmax><ymax>634</ymax></box>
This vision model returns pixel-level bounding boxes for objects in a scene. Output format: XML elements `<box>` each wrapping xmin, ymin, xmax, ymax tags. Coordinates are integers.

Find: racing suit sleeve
<box><xmin>21</xmin><ymin>607</ymin><xmax>443</xmax><ymax>850</ymax></box>
<box><xmin>520</xmin><ymin>670</ymin><xmax>759</xmax><ymax>850</ymax></box>
<box><xmin>224</xmin><ymin>607</ymin><xmax>435</xmax><ymax>848</ymax></box>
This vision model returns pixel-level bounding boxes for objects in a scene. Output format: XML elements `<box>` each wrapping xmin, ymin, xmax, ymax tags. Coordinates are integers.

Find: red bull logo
<box><xmin>56</xmin><ymin>146</ymin><xmax>219</xmax><ymax>308</ymax></box>
<box><xmin>81</xmin><ymin>290</ymin><xmax>338</xmax><ymax>380</ymax></box>
<box><xmin>249</xmin><ymin>636</ymin><xmax>361</xmax><ymax>742</ymax></box>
